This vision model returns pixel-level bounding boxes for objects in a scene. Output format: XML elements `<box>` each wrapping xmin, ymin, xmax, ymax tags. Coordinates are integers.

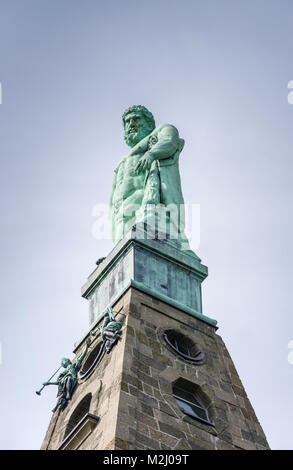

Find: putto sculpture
<box><xmin>110</xmin><ymin>105</ymin><xmax>193</xmax><ymax>253</ymax></box>
<box><xmin>90</xmin><ymin>307</ymin><xmax>122</xmax><ymax>354</ymax></box>
<box><xmin>37</xmin><ymin>338</ymin><xmax>91</xmax><ymax>412</ymax></box>
<box><xmin>36</xmin><ymin>309</ymin><xmax>122</xmax><ymax>411</ymax></box>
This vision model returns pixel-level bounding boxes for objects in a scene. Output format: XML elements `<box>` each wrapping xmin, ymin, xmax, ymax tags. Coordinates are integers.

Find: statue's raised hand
<box><xmin>135</xmin><ymin>152</ymin><xmax>154</xmax><ymax>174</ymax></box>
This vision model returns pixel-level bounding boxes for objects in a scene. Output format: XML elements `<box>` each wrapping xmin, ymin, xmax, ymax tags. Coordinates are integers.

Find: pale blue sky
<box><xmin>0</xmin><ymin>0</ymin><xmax>292</xmax><ymax>449</ymax></box>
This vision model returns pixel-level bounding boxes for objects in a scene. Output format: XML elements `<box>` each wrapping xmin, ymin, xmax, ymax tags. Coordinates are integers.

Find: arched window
<box><xmin>163</xmin><ymin>329</ymin><xmax>205</xmax><ymax>362</ymax></box>
<box><xmin>64</xmin><ymin>393</ymin><xmax>92</xmax><ymax>439</ymax></box>
<box><xmin>78</xmin><ymin>341</ymin><xmax>104</xmax><ymax>379</ymax></box>
<box><xmin>172</xmin><ymin>379</ymin><xmax>213</xmax><ymax>426</ymax></box>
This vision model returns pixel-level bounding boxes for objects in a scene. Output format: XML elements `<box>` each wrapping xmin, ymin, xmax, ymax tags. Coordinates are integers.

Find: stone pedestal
<box><xmin>82</xmin><ymin>225</ymin><xmax>216</xmax><ymax>329</ymax></box>
<box><xmin>41</xmin><ymin>229</ymin><xmax>269</xmax><ymax>450</ymax></box>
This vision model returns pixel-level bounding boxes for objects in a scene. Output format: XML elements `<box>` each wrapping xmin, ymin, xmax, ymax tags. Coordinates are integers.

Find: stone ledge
<box><xmin>58</xmin><ymin>413</ymin><xmax>99</xmax><ymax>450</ymax></box>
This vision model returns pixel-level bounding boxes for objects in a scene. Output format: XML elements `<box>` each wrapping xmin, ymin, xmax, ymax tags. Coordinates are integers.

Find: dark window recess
<box><xmin>64</xmin><ymin>393</ymin><xmax>92</xmax><ymax>439</ymax></box>
<box><xmin>78</xmin><ymin>341</ymin><xmax>104</xmax><ymax>379</ymax></box>
<box><xmin>173</xmin><ymin>385</ymin><xmax>213</xmax><ymax>426</ymax></box>
<box><xmin>163</xmin><ymin>330</ymin><xmax>205</xmax><ymax>362</ymax></box>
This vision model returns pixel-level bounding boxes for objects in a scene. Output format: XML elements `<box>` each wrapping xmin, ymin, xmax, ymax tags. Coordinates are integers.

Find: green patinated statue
<box><xmin>37</xmin><ymin>309</ymin><xmax>122</xmax><ymax>410</ymax></box>
<box><xmin>110</xmin><ymin>105</ymin><xmax>192</xmax><ymax>252</ymax></box>
<box><xmin>91</xmin><ymin>307</ymin><xmax>122</xmax><ymax>354</ymax></box>
<box><xmin>42</xmin><ymin>338</ymin><xmax>91</xmax><ymax>412</ymax></box>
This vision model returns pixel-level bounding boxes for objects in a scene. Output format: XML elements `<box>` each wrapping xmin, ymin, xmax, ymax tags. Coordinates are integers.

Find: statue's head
<box><xmin>61</xmin><ymin>357</ymin><xmax>71</xmax><ymax>368</ymax></box>
<box><xmin>122</xmin><ymin>105</ymin><xmax>155</xmax><ymax>147</ymax></box>
<box><xmin>106</xmin><ymin>321</ymin><xmax>122</xmax><ymax>331</ymax></box>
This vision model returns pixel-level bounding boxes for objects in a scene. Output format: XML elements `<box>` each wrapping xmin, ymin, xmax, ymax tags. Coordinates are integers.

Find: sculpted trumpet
<box><xmin>35</xmin><ymin>366</ymin><xmax>62</xmax><ymax>395</ymax></box>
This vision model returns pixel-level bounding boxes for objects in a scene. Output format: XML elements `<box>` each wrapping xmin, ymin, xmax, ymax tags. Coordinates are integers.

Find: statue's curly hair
<box><xmin>122</xmin><ymin>105</ymin><xmax>155</xmax><ymax>129</ymax></box>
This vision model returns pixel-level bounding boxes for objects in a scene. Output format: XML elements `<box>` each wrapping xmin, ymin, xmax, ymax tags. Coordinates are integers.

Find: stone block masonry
<box><xmin>113</xmin><ymin>288</ymin><xmax>269</xmax><ymax>450</ymax></box>
<box><xmin>41</xmin><ymin>285</ymin><xmax>269</xmax><ymax>450</ymax></box>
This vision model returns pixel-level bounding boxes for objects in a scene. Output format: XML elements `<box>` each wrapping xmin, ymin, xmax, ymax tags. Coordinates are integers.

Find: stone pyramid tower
<box><xmin>41</xmin><ymin>226</ymin><xmax>269</xmax><ymax>450</ymax></box>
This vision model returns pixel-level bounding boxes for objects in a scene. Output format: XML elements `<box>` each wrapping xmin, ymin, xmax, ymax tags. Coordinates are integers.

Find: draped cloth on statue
<box><xmin>139</xmin><ymin>136</ymin><xmax>186</xmax><ymax>243</ymax></box>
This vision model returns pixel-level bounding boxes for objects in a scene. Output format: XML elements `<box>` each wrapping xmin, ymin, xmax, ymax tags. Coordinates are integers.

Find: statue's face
<box><xmin>61</xmin><ymin>358</ymin><xmax>71</xmax><ymax>368</ymax></box>
<box><xmin>124</xmin><ymin>112</ymin><xmax>152</xmax><ymax>148</ymax></box>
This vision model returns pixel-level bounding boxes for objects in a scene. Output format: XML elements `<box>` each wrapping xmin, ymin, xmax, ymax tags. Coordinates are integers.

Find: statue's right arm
<box><xmin>107</xmin><ymin>307</ymin><xmax>115</xmax><ymax>321</ymax></box>
<box><xmin>43</xmin><ymin>381</ymin><xmax>58</xmax><ymax>386</ymax></box>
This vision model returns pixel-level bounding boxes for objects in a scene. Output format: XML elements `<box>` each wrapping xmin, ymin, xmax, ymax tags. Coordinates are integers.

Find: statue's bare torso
<box><xmin>112</xmin><ymin>151</ymin><xmax>146</xmax><ymax>237</ymax></box>
<box><xmin>114</xmin><ymin>153</ymin><xmax>145</xmax><ymax>208</ymax></box>
<box><xmin>110</xmin><ymin>122</ymin><xmax>186</xmax><ymax>246</ymax></box>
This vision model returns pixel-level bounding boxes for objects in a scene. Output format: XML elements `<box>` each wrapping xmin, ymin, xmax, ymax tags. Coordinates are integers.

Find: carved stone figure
<box><xmin>110</xmin><ymin>105</ymin><xmax>193</xmax><ymax>253</ymax></box>
<box><xmin>42</xmin><ymin>338</ymin><xmax>91</xmax><ymax>412</ymax></box>
<box><xmin>91</xmin><ymin>307</ymin><xmax>122</xmax><ymax>354</ymax></box>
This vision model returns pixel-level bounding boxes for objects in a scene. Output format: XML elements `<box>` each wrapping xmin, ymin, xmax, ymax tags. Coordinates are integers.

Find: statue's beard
<box><xmin>124</xmin><ymin>124</ymin><xmax>153</xmax><ymax>148</ymax></box>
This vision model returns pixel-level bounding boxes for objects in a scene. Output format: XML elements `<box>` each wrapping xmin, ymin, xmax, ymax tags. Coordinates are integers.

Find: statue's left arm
<box><xmin>136</xmin><ymin>125</ymin><xmax>180</xmax><ymax>173</ymax></box>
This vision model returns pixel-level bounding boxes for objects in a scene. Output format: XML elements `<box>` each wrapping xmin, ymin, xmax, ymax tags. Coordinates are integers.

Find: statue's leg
<box><xmin>66</xmin><ymin>377</ymin><xmax>77</xmax><ymax>400</ymax></box>
<box><xmin>134</xmin><ymin>162</ymin><xmax>161</xmax><ymax>234</ymax></box>
<box><xmin>52</xmin><ymin>396</ymin><xmax>66</xmax><ymax>413</ymax></box>
<box><xmin>60</xmin><ymin>397</ymin><xmax>68</xmax><ymax>411</ymax></box>
<box><xmin>65</xmin><ymin>378</ymin><xmax>72</xmax><ymax>400</ymax></box>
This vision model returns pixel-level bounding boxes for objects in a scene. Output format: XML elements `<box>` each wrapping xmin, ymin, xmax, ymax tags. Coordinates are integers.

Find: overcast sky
<box><xmin>0</xmin><ymin>0</ymin><xmax>292</xmax><ymax>450</ymax></box>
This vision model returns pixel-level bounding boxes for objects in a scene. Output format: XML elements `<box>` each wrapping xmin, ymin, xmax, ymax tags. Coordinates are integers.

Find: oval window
<box><xmin>78</xmin><ymin>341</ymin><xmax>104</xmax><ymax>379</ymax></box>
<box><xmin>163</xmin><ymin>329</ymin><xmax>205</xmax><ymax>362</ymax></box>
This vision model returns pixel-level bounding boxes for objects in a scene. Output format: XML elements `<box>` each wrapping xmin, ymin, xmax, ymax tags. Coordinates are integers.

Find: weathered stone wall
<box><xmin>114</xmin><ymin>288</ymin><xmax>270</xmax><ymax>450</ymax></box>
<box><xmin>41</xmin><ymin>286</ymin><xmax>269</xmax><ymax>450</ymax></box>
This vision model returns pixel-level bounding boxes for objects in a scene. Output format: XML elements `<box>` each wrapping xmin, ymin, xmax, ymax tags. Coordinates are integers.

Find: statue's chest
<box><xmin>65</xmin><ymin>365</ymin><xmax>76</xmax><ymax>375</ymax></box>
<box><xmin>117</xmin><ymin>154</ymin><xmax>143</xmax><ymax>180</ymax></box>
